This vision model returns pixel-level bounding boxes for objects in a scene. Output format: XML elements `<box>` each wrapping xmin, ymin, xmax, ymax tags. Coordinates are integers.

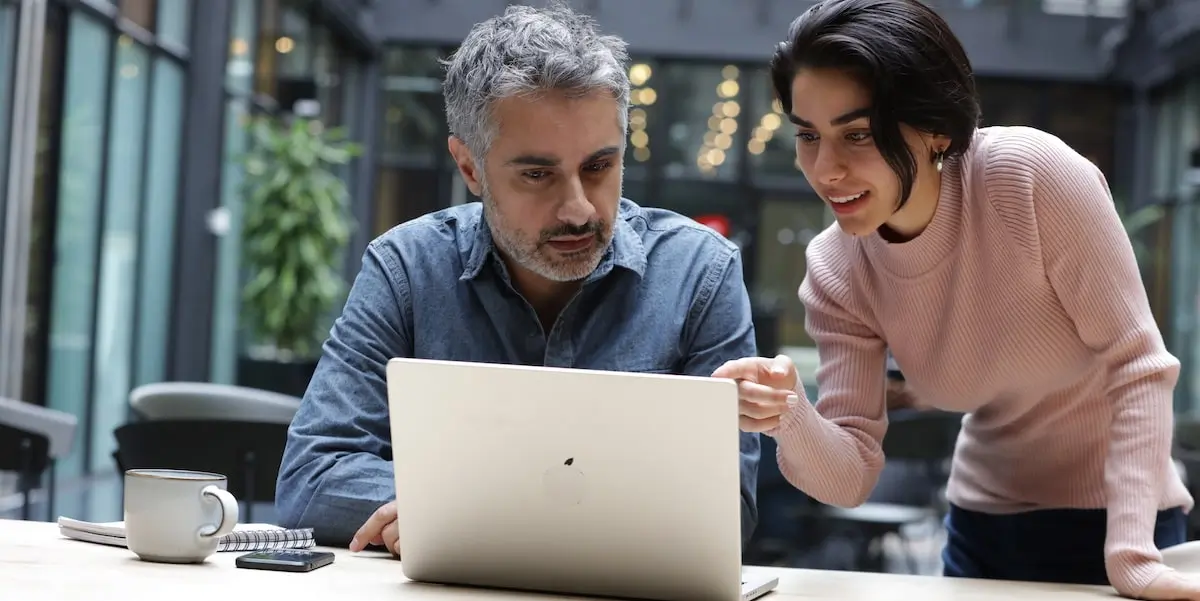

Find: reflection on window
<box><xmin>753</xmin><ymin>195</ymin><xmax>829</xmax><ymax>351</ymax></box>
<box><xmin>381</xmin><ymin>47</ymin><xmax>447</xmax><ymax>163</ymax></box>
<box><xmin>0</xmin><ymin>2</ymin><xmax>15</xmax><ymax>207</ymax></box>
<box><xmin>155</xmin><ymin>0</ymin><xmax>190</xmax><ymax>49</ymax></box>
<box><xmin>91</xmin><ymin>35</ymin><xmax>151</xmax><ymax>470</ymax></box>
<box><xmin>657</xmin><ymin>63</ymin><xmax>743</xmax><ymax>180</ymax></box>
<box><xmin>277</xmin><ymin>3</ymin><xmax>311</xmax><ymax>77</ymax></box>
<box><xmin>46</xmin><ymin>12</ymin><xmax>112</xmax><ymax>478</ymax></box>
<box><xmin>746</xmin><ymin>68</ymin><xmax>797</xmax><ymax>178</ymax></box>
<box><xmin>137</xmin><ymin>56</ymin><xmax>185</xmax><ymax>387</ymax></box>
<box><xmin>225</xmin><ymin>0</ymin><xmax>257</xmax><ymax>94</ymax></box>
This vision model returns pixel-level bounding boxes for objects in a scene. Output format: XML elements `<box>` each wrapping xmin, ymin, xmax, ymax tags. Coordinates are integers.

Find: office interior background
<box><xmin>0</xmin><ymin>0</ymin><xmax>1198</xmax><ymax>572</ymax></box>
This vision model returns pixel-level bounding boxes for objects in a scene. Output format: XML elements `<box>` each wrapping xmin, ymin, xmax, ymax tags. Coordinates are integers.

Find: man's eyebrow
<box><xmin>506</xmin><ymin>154</ymin><xmax>558</xmax><ymax>167</ymax></box>
<box><xmin>505</xmin><ymin>146</ymin><xmax>621</xmax><ymax>167</ymax></box>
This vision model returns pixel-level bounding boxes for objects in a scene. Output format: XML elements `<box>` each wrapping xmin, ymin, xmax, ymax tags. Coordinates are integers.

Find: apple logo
<box><xmin>542</xmin><ymin>457</ymin><xmax>586</xmax><ymax>505</ymax></box>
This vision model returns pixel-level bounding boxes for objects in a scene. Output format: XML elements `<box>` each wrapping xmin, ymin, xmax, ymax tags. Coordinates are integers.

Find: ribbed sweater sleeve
<box><xmin>765</xmin><ymin>241</ymin><xmax>889</xmax><ymax>508</ymax></box>
<box><xmin>984</xmin><ymin>130</ymin><xmax>1181</xmax><ymax>597</ymax></box>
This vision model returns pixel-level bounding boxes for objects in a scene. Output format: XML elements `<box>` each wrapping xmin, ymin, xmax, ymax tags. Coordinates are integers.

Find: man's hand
<box><xmin>1137</xmin><ymin>569</ymin><xmax>1200</xmax><ymax>601</ymax></box>
<box><xmin>712</xmin><ymin>354</ymin><xmax>799</xmax><ymax>433</ymax></box>
<box><xmin>349</xmin><ymin>501</ymin><xmax>400</xmax><ymax>556</ymax></box>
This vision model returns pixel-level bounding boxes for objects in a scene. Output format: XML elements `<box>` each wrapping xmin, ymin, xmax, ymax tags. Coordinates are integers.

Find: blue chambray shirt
<box><xmin>275</xmin><ymin>198</ymin><xmax>761</xmax><ymax>548</ymax></box>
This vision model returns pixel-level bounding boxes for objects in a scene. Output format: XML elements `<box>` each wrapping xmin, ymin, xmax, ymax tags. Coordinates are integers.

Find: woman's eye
<box><xmin>846</xmin><ymin>131</ymin><xmax>872</xmax><ymax>143</ymax></box>
<box><xmin>795</xmin><ymin>131</ymin><xmax>818</xmax><ymax>144</ymax></box>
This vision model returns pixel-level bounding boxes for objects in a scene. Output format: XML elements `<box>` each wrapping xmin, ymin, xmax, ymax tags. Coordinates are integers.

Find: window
<box><xmin>135</xmin><ymin>56</ymin><xmax>185</xmax><ymax>387</ymax></box>
<box><xmin>120</xmin><ymin>0</ymin><xmax>155</xmax><ymax>32</ymax></box>
<box><xmin>210</xmin><ymin>97</ymin><xmax>253</xmax><ymax>384</ymax></box>
<box><xmin>90</xmin><ymin>35</ymin><xmax>151</xmax><ymax>468</ymax></box>
<box><xmin>155</xmin><ymin>0</ymin><xmax>190</xmax><ymax>50</ymax></box>
<box><xmin>658</xmin><ymin>63</ymin><xmax>744</xmax><ymax>181</ymax></box>
<box><xmin>746</xmin><ymin>67</ymin><xmax>800</xmax><ymax>182</ymax></box>
<box><xmin>380</xmin><ymin>47</ymin><xmax>446</xmax><ymax>164</ymax></box>
<box><xmin>44</xmin><ymin>13</ymin><xmax>112</xmax><ymax>477</ymax></box>
<box><xmin>0</xmin><ymin>0</ymin><xmax>16</xmax><ymax>212</ymax></box>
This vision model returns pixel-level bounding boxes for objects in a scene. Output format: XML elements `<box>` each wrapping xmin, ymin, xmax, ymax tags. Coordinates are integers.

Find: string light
<box><xmin>697</xmin><ymin>65</ymin><xmax>740</xmax><ymax>175</ymax></box>
<box><xmin>747</xmin><ymin>98</ymin><xmax>785</xmax><ymax>156</ymax></box>
<box><xmin>628</xmin><ymin>63</ymin><xmax>654</xmax><ymax>162</ymax></box>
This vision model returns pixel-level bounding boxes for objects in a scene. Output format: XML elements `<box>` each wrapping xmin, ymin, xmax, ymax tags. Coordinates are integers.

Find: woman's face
<box><xmin>788</xmin><ymin>67</ymin><xmax>944</xmax><ymax>237</ymax></box>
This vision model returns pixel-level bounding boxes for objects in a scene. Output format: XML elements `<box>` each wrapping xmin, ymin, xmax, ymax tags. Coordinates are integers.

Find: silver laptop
<box><xmin>386</xmin><ymin>358</ymin><xmax>779</xmax><ymax>601</ymax></box>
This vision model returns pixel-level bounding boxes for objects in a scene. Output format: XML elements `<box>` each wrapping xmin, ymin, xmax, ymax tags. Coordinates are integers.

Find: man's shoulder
<box><xmin>368</xmin><ymin>203</ymin><xmax>481</xmax><ymax>261</ymax></box>
<box><xmin>620</xmin><ymin>199</ymin><xmax>740</xmax><ymax>262</ymax></box>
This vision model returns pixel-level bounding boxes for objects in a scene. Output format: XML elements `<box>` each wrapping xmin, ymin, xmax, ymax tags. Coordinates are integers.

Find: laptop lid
<box><xmin>387</xmin><ymin>358</ymin><xmax>748</xmax><ymax>601</ymax></box>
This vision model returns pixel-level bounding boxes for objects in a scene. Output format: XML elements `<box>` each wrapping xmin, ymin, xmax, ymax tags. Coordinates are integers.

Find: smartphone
<box><xmin>235</xmin><ymin>549</ymin><xmax>335</xmax><ymax>573</ymax></box>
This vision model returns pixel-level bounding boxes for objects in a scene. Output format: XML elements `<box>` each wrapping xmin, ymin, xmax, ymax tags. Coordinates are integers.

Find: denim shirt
<box><xmin>276</xmin><ymin>198</ymin><xmax>761</xmax><ymax>548</ymax></box>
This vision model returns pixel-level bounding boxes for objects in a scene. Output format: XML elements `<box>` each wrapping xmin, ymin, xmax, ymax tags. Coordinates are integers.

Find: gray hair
<box><xmin>441</xmin><ymin>2</ymin><xmax>631</xmax><ymax>163</ymax></box>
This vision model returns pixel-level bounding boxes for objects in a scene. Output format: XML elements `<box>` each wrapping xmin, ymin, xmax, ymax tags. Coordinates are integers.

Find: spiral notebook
<box><xmin>56</xmin><ymin>516</ymin><xmax>315</xmax><ymax>552</ymax></box>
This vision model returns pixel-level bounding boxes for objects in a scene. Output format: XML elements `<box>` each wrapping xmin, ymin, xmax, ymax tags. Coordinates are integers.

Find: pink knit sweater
<box><xmin>768</xmin><ymin>126</ymin><xmax>1193</xmax><ymax>596</ymax></box>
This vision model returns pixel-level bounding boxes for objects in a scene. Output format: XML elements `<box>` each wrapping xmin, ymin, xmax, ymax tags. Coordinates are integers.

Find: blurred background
<box><xmin>0</xmin><ymin>0</ymin><xmax>1198</xmax><ymax>577</ymax></box>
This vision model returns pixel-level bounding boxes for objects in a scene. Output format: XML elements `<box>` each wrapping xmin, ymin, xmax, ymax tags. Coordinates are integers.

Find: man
<box><xmin>275</xmin><ymin>2</ymin><xmax>761</xmax><ymax>556</ymax></box>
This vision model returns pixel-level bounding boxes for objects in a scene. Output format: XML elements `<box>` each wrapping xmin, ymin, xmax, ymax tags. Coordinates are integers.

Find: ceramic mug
<box><xmin>123</xmin><ymin>469</ymin><xmax>240</xmax><ymax>563</ymax></box>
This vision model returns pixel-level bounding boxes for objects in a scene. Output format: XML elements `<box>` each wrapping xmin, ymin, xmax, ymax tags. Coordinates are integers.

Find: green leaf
<box><xmin>237</xmin><ymin>114</ymin><xmax>360</xmax><ymax>357</ymax></box>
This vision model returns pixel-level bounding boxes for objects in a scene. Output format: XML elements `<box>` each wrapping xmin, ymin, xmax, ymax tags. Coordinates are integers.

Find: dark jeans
<box><xmin>942</xmin><ymin>503</ymin><xmax>1188</xmax><ymax>585</ymax></box>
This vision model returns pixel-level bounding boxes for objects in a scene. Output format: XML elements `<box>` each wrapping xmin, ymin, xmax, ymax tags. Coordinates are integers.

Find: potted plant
<box><xmin>235</xmin><ymin>115</ymin><xmax>362</xmax><ymax>397</ymax></box>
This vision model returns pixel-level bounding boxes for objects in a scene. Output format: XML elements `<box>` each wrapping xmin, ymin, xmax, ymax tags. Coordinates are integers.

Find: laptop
<box><xmin>386</xmin><ymin>358</ymin><xmax>779</xmax><ymax>601</ymax></box>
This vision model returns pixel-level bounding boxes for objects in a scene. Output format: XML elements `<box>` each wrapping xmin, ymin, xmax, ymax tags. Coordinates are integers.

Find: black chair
<box><xmin>112</xmin><ymin>419</ymin><xmax>291</xmax><ymax>523</ymax></box>
<box><xmin>0</xmin><ymin>423</ymin><xmax>52</xmax><ymax>520</ymax></box>
<box><xmin>0</xmin><ymin>397</ymin><xmax>76</xmax><ymax>521</ymax></box>
<box><xmin>821</xmin><ymin>409</ymin><xmax>963</xmax><ymax>573</ymax></box>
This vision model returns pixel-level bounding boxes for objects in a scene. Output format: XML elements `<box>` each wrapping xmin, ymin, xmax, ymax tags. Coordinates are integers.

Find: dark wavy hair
<box><xmin>770</xmin><ymin>0</ymin><xmax>980</xmax><ymax>207</ymax></box>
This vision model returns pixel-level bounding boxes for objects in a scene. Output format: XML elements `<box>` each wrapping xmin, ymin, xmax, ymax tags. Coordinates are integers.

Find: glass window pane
<box><xmin>254</xmin><ymin>0</ymin><xmax>280</xmax><ymax>97</ymax></box>
<box><xmin>226</xmin><ymin>0</ymin><xmax>257</xmax><ymax>94</ymax></box>
<box><xmin>657</xmin><ymin>62</ymin><xmax>744</xmax><ymax>181</ymax></box>
<box><xmin>624</xmin><ymin>59</ymin><xmax>655</xmax><ymax>181</ymax></box>
<box><xmin>136</xmin><ymin>56</ymin><xmax>184</xmax><ymax>386</ymax></box>
<box><xmin>121</xmin><ymin>0</ymin><xmax>156</xmax><ymax>32</ymax></box>
<box><xmin>45</xmin><ymin>13</ymin><xmax>112</xmax><ymax>478</ymax></box>
<box><xmin>0</xmin><ymin>0</ymin><xmax>17</xmax><ymax>234</ymax></box>
<box><xmin>277</xmin><ymin>3</ymin><xmax>311</xmax><ymax>77</ymax></box>
<box><xmin>210</xmin><ymin>98</ymin><xmax>253</xmax><ymax>384</ymax></box>
<box><xmin>91</xmin><ymin>35</ymin><xmax>150</xmax><ymax>470</ymax></box>
<box><xmin>746</xmin><ymin>67</ymin><xmax>798</xmax><ymax>179</ymax></box>
<box><xmin>380</xmin><ymin>47</ymin><xmax>445</xmax><ymax>163</ymax></box>
<box><xmin>155</xmin><ymin>0</ymin><xmax>189</xmax><ymax>48</ymax></box>
<box><xmin>753</xmin><ymin>195</ymin><xmax>828</xmax><ymax>353</ymax></box>
<box><xmin>21</xmin><ymin>3</ymin><xmax>66</xmax><ymax>421</ymax></box>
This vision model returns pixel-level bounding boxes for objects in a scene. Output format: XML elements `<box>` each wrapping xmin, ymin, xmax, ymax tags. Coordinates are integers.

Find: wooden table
<box><xmin>0</xmin><ymin>518</ymin><xmax>1119</xmax><ymax>600</ymax></box>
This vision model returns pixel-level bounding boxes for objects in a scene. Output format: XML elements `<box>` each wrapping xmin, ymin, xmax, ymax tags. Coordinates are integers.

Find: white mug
<box><xmin>124</xmin><ymin>469</ymin><xmax>240</xmax><ymax>563</ymax></box>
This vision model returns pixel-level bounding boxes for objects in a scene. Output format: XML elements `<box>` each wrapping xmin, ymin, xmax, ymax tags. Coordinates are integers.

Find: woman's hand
<box><xmin>712</xmin><ymin>354</ymin><xmax>800</xmax><ymax>432</ymax></box>
<box><xmin>1137</xmin><ymin>569</ymin><xmax>1200</xmax><ymax>600</ymax></box>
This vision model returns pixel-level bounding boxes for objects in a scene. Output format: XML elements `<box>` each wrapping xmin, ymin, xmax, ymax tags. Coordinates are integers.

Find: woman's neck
<box><xmin>881</xmin><ymin>170</ymin><xmax>943</xmax><ymax>242</ymax></box>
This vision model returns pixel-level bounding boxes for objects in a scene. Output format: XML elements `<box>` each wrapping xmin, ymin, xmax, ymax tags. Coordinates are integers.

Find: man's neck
<box><xmin>507</xmin><ymin>261</ymin><xmax>584</xmax><ymax>333</ymax></box>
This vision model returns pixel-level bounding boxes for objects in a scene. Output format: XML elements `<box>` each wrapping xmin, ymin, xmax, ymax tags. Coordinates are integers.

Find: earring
<box><xmin>934</xmin><ymin>149</ymin><xmax>945</xmax><ymax>173</ymax></box>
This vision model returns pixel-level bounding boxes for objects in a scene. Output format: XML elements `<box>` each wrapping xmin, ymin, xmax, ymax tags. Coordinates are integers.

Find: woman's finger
<box><xmin>712</xmin><ymin>357</ymin><xmax>771</xmax><ymax>381</ymax></box>
<box><xmin>737</xmin><ymin>380</ymin><xmax>796</xmax><ymax>405</ymax></box>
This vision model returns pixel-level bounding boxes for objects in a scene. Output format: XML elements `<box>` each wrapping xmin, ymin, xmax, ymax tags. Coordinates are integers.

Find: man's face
<box><xmin>451</xmin><ymin>90</ymin><xmax>624</xmax><ymax>283</ymax></box>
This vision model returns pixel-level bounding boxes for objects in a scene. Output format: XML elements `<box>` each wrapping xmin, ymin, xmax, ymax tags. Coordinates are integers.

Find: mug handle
<box><xmin>197</xmin><ymin>485</ymin><xmax>240</xmax><ymax>540</ymax></box>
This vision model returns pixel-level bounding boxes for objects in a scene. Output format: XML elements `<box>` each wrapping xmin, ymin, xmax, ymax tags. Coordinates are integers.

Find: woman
<box><xmin>712</xmin><ymin>0</ymin><xmax>1197</xmax><ymax>599</ymax></box>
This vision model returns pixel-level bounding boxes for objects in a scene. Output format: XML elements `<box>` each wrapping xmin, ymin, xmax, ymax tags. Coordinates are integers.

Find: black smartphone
<box><xmin>235</xmin><ymin>549</ymin><xmax>335</xmax><ymax>573</ymax></box>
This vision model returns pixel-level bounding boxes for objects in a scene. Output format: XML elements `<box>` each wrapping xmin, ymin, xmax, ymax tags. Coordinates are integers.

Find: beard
<box><xmin>480</xmin><ymin>183</ymin><xmax>610</xmax><ymax>283</ymax></box>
